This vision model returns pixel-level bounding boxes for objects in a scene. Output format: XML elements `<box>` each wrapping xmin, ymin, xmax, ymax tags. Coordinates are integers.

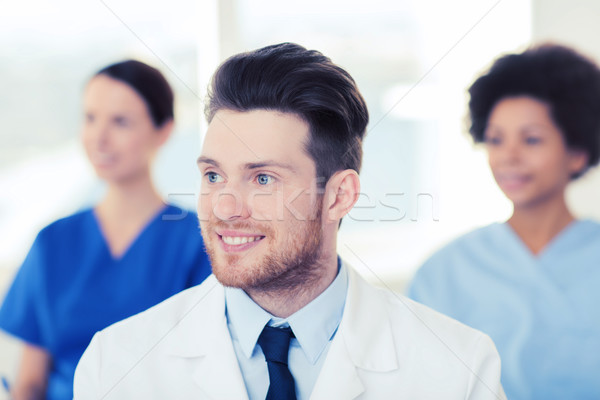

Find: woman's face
<box><xmin>82</xmin><ymin>74</ymin><xmax>169</xmax><ymax>184</ymax></box>
<box><xmin>484</xmin><ymin>96</ymin><xmax>587</xmax><ymax>210</ymax></box>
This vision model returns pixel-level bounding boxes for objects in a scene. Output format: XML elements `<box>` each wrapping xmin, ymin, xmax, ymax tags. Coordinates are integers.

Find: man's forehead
<box><xmin>205</xmin><ymin>109</ymin><xmax>309</xmax><ymax>137</ymax></box>
<box><xmin>199</xmin><ymin>140</ymin><xmax>300</xmax><ymax>168</ymax></box>
<box><xmin>201</xmin><ymin>109</ymin><xmax>310</xmax><ymax>164</ymax></box>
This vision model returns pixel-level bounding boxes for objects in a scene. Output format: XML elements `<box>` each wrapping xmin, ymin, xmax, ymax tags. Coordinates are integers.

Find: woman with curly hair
<box><xmin>409</xmin><ymin>44</ymin><xmax>600</xmax><ymax>400</ymax></box>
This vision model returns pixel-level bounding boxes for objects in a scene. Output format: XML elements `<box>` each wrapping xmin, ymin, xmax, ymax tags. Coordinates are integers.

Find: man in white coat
<box><xmin>74</xmin><ymin>43</ymin><xmax>506</xmax><ymax>400</ymax></box>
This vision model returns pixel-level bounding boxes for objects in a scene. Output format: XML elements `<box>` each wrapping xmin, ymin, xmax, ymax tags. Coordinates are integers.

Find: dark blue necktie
<box><xmin>257</xmin><ymin>325</ymin><xmax>297</xmax><ymax>400</ymax></box>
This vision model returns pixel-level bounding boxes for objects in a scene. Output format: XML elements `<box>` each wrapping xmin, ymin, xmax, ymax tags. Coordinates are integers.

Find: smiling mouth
<box><xmin>93</xmin><ymin>153</ymin><xmax>117</xmax><ymax>166</ymax></box>
<box><xmin>497</xmin><ymin>174</ymin><xmax>531</xmax><ymax>186</ymax></box>
<box><xmin>220</xmin><ymin>235</ymin><xmax>265</xmax><ymax>245</ymax></box>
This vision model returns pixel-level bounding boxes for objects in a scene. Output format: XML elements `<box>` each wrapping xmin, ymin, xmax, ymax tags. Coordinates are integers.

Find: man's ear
<box><xmin>323</xmin><ymin>169</ymin><xmax>360</xmax><ymax>224</ymax></box>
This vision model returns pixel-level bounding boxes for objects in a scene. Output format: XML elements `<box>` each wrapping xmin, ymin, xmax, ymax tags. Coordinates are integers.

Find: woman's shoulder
<box><xmin>162</xmin><ymin>204</ymin><xmax>196</xmax><ymax>219</ymax></box>
<box><xmin>409</xmin><ymin>224</ymin><xmax>505</xmax><ymax>298</ymax></box>
<box><xmin>157</xmin><ymin>204</ymin><xmax>200</xmax><ymax>231</ymax></box>
<box><xmin>575</xmin><ymin>219</ymin><xmax>600</xmax><ymax>235</ymax></box>
<box><xmin>565</xmin><ymin>219</ymin><xmax>600</xmax><ymax>251</ymax></box>
<box><xmin>37</xmin><ymin>208</ymin><xmax>95</xmax><ymax>241</ymax></box>
<box><xmin>415</xmin><ymin>223</ymin><xmax>507</xmax><ymax>276</ymax></box>
<box><xmin>432</xmin><ymin>223</ymin><xmax>503</xmax><ymax>257</ymax></box>
<box><xmin>145</xmin><ymin>204</ymin><xmax>204</xmax><ymax>250</ymax></box>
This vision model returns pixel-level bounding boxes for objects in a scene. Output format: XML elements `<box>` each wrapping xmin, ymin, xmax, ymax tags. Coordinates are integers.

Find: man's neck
<box><xmin>245</xmin><ymin>253</ymin><xmax>339</xmax><ymax>318</ymax></box>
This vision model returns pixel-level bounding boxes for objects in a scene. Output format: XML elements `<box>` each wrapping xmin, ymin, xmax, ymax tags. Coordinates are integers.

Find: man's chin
<box><xmin>211</xmin><ymin>265</ymin><xmax>256</xmax><ymax>289</ymax></box>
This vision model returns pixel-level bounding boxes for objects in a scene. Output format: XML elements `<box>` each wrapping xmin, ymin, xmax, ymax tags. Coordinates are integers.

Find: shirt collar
<box><xmin>225</xmin><ymin>257</ymin><xmax>348</xmax><ymax>364</ymax></box>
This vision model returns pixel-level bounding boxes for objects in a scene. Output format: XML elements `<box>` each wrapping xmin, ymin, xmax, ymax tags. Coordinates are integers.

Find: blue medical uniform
<box><xmin>408</xmin><ymin>220</ymin><xmax>600</xmax><ymax>400</ymax></box>
<box><xmin>0</xmin><ymin>205</ymin><xmax>211</xmax><ymax>400</ymax></box>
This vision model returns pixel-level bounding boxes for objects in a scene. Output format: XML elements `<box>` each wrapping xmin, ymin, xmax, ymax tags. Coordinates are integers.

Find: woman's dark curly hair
<box><xmin>468</xmin><ymin>43</ymin><xmax>600</xmax><ymax>177</ymax></box>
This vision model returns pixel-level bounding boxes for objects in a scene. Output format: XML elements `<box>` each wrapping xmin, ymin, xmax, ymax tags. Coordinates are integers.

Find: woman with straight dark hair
<box><xmin>0</xmin><ymin>60</ymin><xmax>211</xmax><ymax>400</ymax></box>
<box><xmin>409</xmin><ymin>44</ymin><xmax>600</xmax><ymax>400</ymax></box>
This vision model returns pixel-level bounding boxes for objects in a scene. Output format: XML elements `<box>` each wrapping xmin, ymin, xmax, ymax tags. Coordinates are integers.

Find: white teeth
<box><xmin>222</xmin><ymin>236</ymin><xmax>261</xmax><ymax>245</ymax></box>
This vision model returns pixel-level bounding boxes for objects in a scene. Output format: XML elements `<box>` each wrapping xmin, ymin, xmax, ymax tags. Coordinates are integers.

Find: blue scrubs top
<box><xmin>408</xmin><ymin>220</ymin><xmax>600</xmax><ymax>400</ymax></box>
<box><xmin>0</xmin><ymin>205</ymin><xmax>211</xmax><ymax>400</ymax></box>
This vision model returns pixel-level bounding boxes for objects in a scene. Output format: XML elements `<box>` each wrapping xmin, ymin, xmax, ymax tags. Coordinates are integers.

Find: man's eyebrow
<box><xmin>196</xmin><ymin>156</ymin><xmax>219</xmax><ymax>167</ymax></box>
<box><xmin>197</xmin><ymin>157</ymin><xmax>297</xmax><ymax>173</ymax></box>
<box><xmin>244</xmin><ymin>161</ymin><xmax>296</xmax><ymax>172</ymax></box>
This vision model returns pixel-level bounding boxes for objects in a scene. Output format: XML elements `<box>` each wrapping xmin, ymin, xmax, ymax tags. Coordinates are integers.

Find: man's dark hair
<box><xmin>96</xmin><ymin>60</ymin><xmax>174</xmax><ymax>127</ymax></box>
<box><xmin>468</xmin><ymin>43</ymin><xmax>600</xmax><ymax>178</ymax></box>
<box><xmin>205</xmin><ymin>42</ymin><xmax>369</xmax><ymax>185</ymax></box>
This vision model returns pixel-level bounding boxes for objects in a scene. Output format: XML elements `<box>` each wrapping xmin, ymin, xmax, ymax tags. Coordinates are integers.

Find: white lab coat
<box><xmin>74</xmin><ymin>265</ymin><xmax>506</xmax><ymax>400</ymax></box>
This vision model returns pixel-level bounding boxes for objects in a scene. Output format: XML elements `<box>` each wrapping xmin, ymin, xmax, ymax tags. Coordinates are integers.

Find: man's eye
<box><xmin>256</xmin><ymin>174</ymin><xmax>274</xmax><ymax>185</ymax></box>
<box><xmin>206</xmin><ymin>172</ymin><xmax>223</xmax><ymax>183</ymax></box>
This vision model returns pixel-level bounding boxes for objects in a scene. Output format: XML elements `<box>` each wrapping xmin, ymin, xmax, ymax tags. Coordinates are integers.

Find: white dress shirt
<box><xmin>225</xmin><ymin>260</ymin><xmax>347</xmax><ymax>400</ymax></box>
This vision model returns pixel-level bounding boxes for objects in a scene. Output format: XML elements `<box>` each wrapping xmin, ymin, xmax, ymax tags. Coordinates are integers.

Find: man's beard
<box><xmin>201</xmin><ymin>207</ymin><xmax>323</xmax><ymax>293</ymax></box>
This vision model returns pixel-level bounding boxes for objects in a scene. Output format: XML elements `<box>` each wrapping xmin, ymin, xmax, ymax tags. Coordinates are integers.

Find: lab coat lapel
<box><xmin>191</xmin><ymin>328</ymin><xmax>250</xmax><ymax>400</ymax></box>
<box><xmin>310</xmin><ymin>266</ymin><xmax>399</xmax><ymax>400</ymax></box>
<box><xmin>309</xmin><ymin>330</ymin><xmax>364</xmax><ymax>400</ymax></box>
<box><xmin>163</xmin><ymin>276</ymin><xmax>250</xmax><ymax>400</ymax></box>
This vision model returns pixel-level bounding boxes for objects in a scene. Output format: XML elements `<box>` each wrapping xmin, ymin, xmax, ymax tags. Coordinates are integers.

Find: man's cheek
<box><xmin>247</xmin><ymin>191</ymin><xmax>281</xmax><ymax>222</ymax></box>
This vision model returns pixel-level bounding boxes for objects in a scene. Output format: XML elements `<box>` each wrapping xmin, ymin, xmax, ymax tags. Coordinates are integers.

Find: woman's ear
<box><xmin>568</xmin><ymin>149</ymin><xmax>588</xmax><ymax>178</ymax></box>
<box><xmin>156</xmin><ymin>119</ymin><xmax>174</xmax><ymax>147</ymax></box>
<box><xmin>323</xmin><ymin>169</ymin><xmax>360</xmax><ymax>224</ymax></box>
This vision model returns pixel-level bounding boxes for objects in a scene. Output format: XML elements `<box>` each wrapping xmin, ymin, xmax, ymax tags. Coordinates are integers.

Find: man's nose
<box><xmin>212</xmin><ymin>189</ymin><xmax>250</xmax><ymax>221</ymax></box>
